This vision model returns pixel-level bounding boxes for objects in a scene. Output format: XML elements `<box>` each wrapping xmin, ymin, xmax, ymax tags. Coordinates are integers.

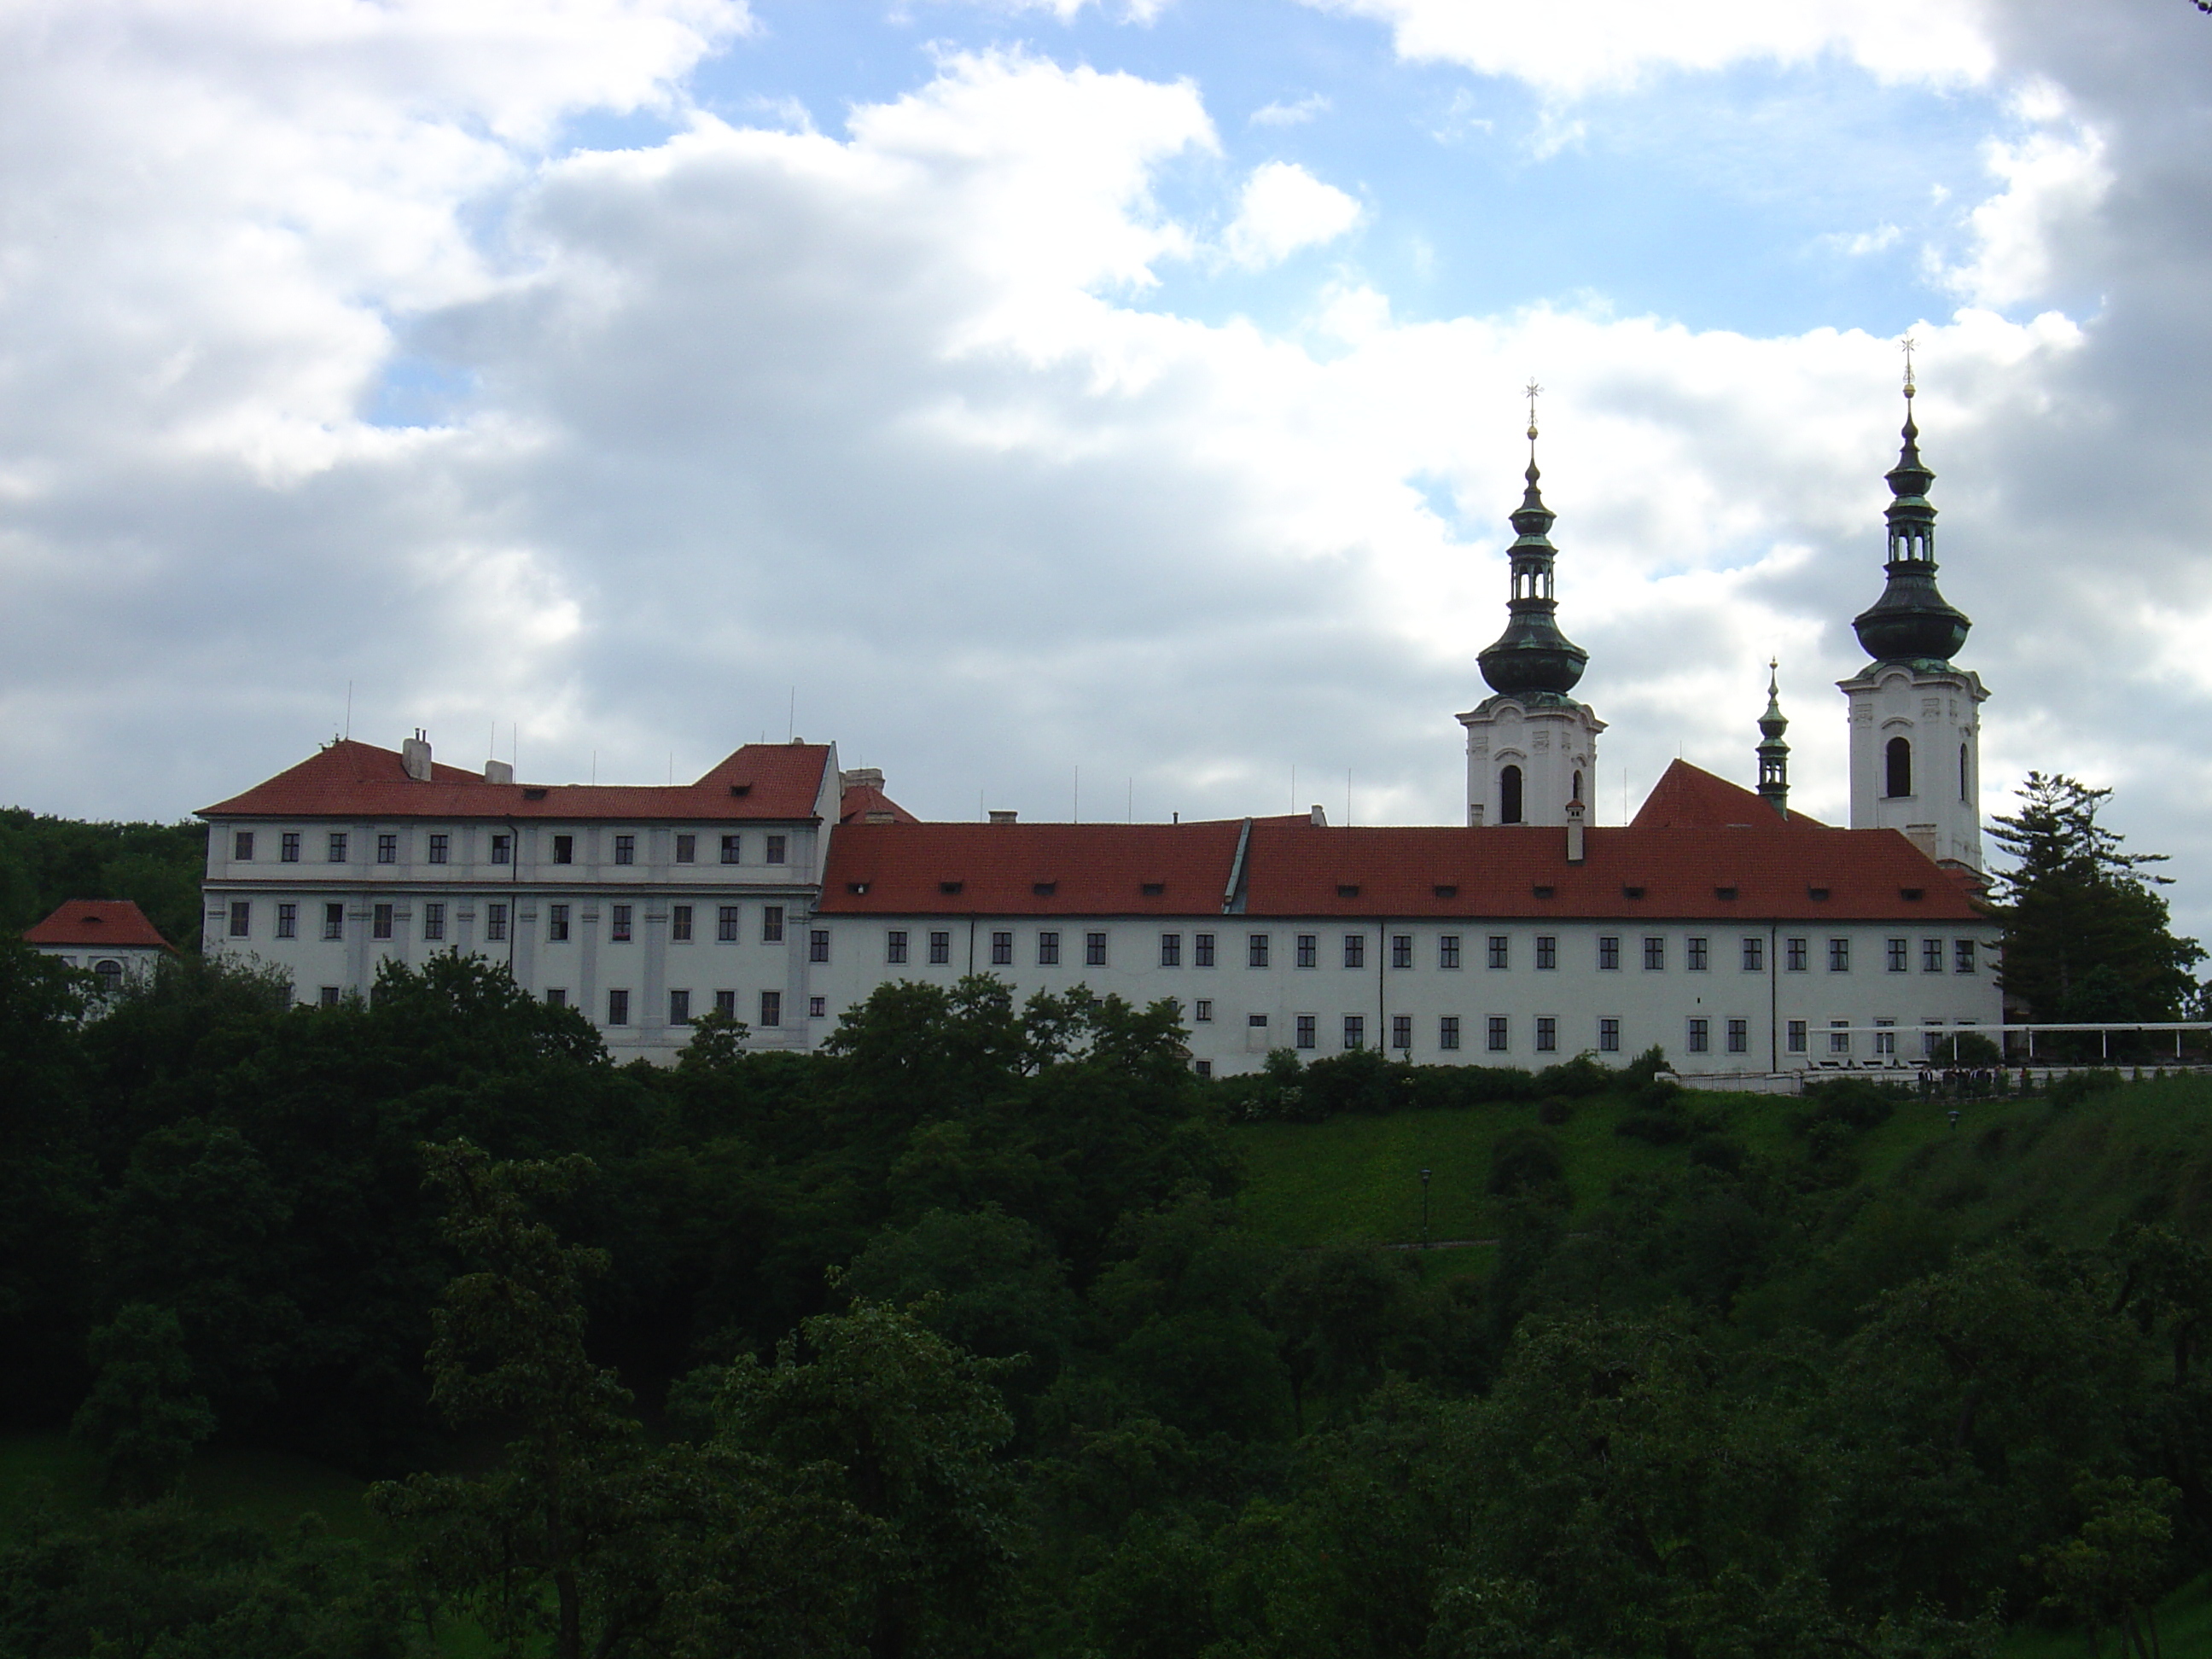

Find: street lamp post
<box><xmin>1419</xmin><ymin>1167</ymin><xmax>1431</xmax><ymax>1251</ymax></box>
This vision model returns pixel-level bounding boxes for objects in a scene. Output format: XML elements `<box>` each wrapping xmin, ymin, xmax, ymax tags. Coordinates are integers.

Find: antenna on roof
<box><xmin>344</xmin><ymin>681</ymin><xmax>352</xmax><ymax>741</ymax></box>
<box><xmin>787</xmin><ymin>687</ymin><xmax>795</xmax><ymax>743</ymax></box>
<box><xmin>591</xmin><ymin>750</ymin><xmax>597</xmax><ymax>786</ymax></box>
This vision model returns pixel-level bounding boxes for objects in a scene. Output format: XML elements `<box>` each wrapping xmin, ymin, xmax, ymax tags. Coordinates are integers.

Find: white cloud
<box><xmin>1818</xmin><ymin>224</ymin><xmax>1902</xmax><ymax>259</ymax></box>
<box><xmin>1250</xmin><ymin>93</ymin><xmax>1331</xmax><ymax>127</ymax></box>
<box><xmin>1306</xmin><ymin>0</ymin><xmax>1994</xmax><ymax>97</ymax></box>
<box><xmin>1220</xmin><ymin>160</ymin><xmax>1363</xmax><ymax>268</ymax></box>
<box><xmin>1936</xmin><ymin>89</ymin><xmax>2110</xmax><ymax>309</ymax></box>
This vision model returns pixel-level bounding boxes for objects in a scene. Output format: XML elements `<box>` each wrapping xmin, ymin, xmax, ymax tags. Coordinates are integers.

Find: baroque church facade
<box><xmin>198</xmin><ymin>388</ymin><xmax>2003</xmax><ymax>1077</ymax></box>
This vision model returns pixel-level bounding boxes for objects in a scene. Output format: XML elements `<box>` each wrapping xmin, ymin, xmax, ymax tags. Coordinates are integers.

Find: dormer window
<box><xmin>1141</xmin><ymin>882</ymin><xmax>1166</xmax><ymax>896</ymax></box>
<box><xmin>1808</xmin><ymin>887</ymin><xmax>1831</xmax><ymax>901</ymax></box>
<box><xmin>1033</xmin><ymin>882</ymin><xmax>1057</xmax><ymax>896</ymax></box>
<box><xmin>1714</xmin><ymin>887</ymin><xmax>1738</xmax><ymax>901</ymax></box>
<box><xmin>939</xmin><ymin>881</ymin><xmax>963</xmax><ymax>895</ymax></box>
<box><xmin>1531</xmin><ymin>885</ymin><xmax>1555</xmax><ymax>899</ymax></box>
<box><xmin>1433</xmin><ymin>884</ymin><xmax>1458</xmax><ymax>899</ymax></box>
<box><xmin>1621</xmin><ymin>886</ymin><xmax>1645</xmax><ymax>899</ymax></box>
<box><xmin>1336</xmin><ymin>884</ymin><xmax>1360</xmax><ymax>898</ymax></box>
<box><xmin>1901</xmin><ymin>887</ymin><xmax>1925</xmax><ymax>900</ymax></box>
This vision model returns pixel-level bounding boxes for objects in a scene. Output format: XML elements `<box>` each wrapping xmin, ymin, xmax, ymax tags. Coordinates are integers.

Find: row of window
<box><xmin>228</xmin><ymin>899</ymin><xmax>828</xmax><ymax>954</ymax></box>
<box><xmin>232</xmin><ymin>830</ymin><xmax>791</xmax><ymax>868</ymax></box>
<box><xmin>309</xmin><ymin>985</ymin><xmax>826</xmax><ymax>1028</ymax></box>
<box><xmin>1237</xmin><ymin>1012</ymin><xmax>1976</xmax><ymax>1057</ymax></box>
<box><xmin>881</xmin><ymin>928</ymin><xmax>1978</xmax><ymax>975</ymax></box>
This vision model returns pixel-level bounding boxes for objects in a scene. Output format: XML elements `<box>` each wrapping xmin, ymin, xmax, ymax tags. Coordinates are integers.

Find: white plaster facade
<box><xmin>1840</xmin><ymin>661</ymin><xmax>1988</xmax><ymax>871</ymax></box>
<box><xmin>1459</xmin><ymin>696</ymin><xmax>1605</xmax><ymax>827</ymax></box>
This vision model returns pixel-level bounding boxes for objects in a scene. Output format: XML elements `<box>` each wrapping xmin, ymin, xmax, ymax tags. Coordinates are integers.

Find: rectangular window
<box><xmin>1392</xmin><ymin>934</ymin><xmax>1413</xmax><ymax>969</ymax></box>
<box><xmin>233</xmin><ymin>831</ymin><xmax>254</xmax><ymax>861</ymax></box>
<box><xmin>1160</xmin><ymin>934</ymin><xmax>1182</xmax><ymax>968</ymax></box>
<box><xmin>887</xmin><ymin>929</ymin><xmax>909</xmax><ymax>964</ymax></box>
<box><xmin>761</xmin><ymin>906</ymin><xmax>783</xmax><ymax>944</ymax></box>
<box><xmin>675</xmin><ymin>834</ymin><xmax>696</xmax><ymax>863</ymax></box>
<box><xmin>1343</xmin><ymin>1015</ymin><xmax>1365</xmax><ymax>1051</ymax></box>
<box><xmin>548</xmin><ymin>905</ymin><xmax>570</xmax><ymax>942</ymax></box>
<box><xmin>1687</xmin><ymin>1017</ymin><xmax>1709</xmax><ymax>1053</ymax></box>
<box><xmin>372</xmin><ymin>903</ymin><xmax>393</xmax><ymax>940</ymax></box>
<box><xmin>672</xmin><ymin>905</ymin><xmax>693</xmax><ymax>942</ymax></box>
<box><xmin>546</xmin><ymin>988</ymin><xmax>568</xmax><ymax>1009</ymax></box>
<box><xmin>1295</xmin><ymin>934</ymin><xmax>1318</xmax><ymax>969</ymax></box>
<box><xmin>614</xmin><ymin>834</ymin><xmax>636</xmax><ymax>865</ymax></box>
<box><xmin>1924</xmin><ymin>937</ymin><xmax>1945</xmax><ymax>972</ymax></box>
<box><xmin>1195</xmin><ymin>1060</ymin><xmax>1213</xmax><ymax>1080</ymax></box>
<box><xmin>490</xmin><ymin>833</ymin><xmax>510</xmax><ymax>865</ymax></box>
<box><xmin>1393</xmin><ymin>1014</ymin><xmax>1413</xmax><ymax>1050</ymax></box>
<box><xmin>328</xmin><ymin>832</ymin><xmax>348</xmax><ymax>863</ymax></box>
<box><xmin>318</xmin><ymin>986</ymin><xmax>341</xmax><ymax>1008</ymax></box>
<box><xmin>810</xmin><ymin>929</ymin><xmax>830</xmax><ymax>964</ymax></box>
<box><xmin>1875</xmin><ymin>1019</ymin><xmax>1897</xmax><ymax>1057</ymax></box>
<box><xmin>1644</xmin><ymin>937</ymin><xmax>1666</xmax><ymax>971</ymax></box>
<box><xmin>1686</xmin><ymin>937</ymin><xmax>1709</xmax><ymax>971</ymax></box>
<box><xmin>1086</xmin><ymin>932</ymin><xmax>1108</xmax><ymax>968</ymax></box>
<box><xmin>228</xmin><ymin>899</ymin><xmax>251</xmax><ymax>938</ymax></box>
<box><xmin>486</xmin><ymin>903</ymin><xmax>508</xmax><ymax>943</ymax></box>
<box><xmin>1441</xmin><ymin>1016</ymin><xmax>1462</xmax><ymax>1051</ymax></box>
<box><xmin>765</xmin><ymin>835</ymin><xmax>788</xmax><ymax>865</ymax></box>
<box><xmin>717</xmin><ymin>905</ymin><xmax>740</xmax><ymax>943</ymax></box>
<box><xmin>1727</xmin><ymin>1018</ymin><xmax>1749</xmax><ymax>1053</ymax></box>
<box><xmin>928</xmin><ymin>931</ymin><xmax>951</xmax><ymax>965</ymax></box>
<box><xmin>1440</xmin><ymin>934</ymin><xmax>1462</xmax><ymax>970</ymax></box>
<box><xmin>714</xmin><ymin>990</ymin><xmax>736</xmax><ymax>1019</ymax></box>
<box><xmin>1342</xmin><ymin>934</ymin><xmax>1365</xmax><ymax>969</ymax></box>
<box><xmin>1828</xmin><ymin>937</ymin><xmax>1850</xmax><ymax>973</ymax></box>
<box><xmin>1830</xmin><ymin>1019</ymin><xmax>1851</xmax><ymax>1055</ymax></box>
<box><xmin>1598</xmin><ymin>936</ymin><xmax>1621</xmax><ymax>970</ymax></box>
<box><xmin>1786</xmin><ymin>937</ymin><xmax>1808</xmax><ymax>972</ymax></box>
<box><xmin>551</xmin><ymin>835</ymin><xmax>573</xmax><ymax>865</ymax></box>
<box><xmin>1487</xmin><ymin>934</ymin><xmax>1510</xmax><ymax>969</ymax></box>
<box><xmin>720</xmin><ymin>835</ymin><xmax>742</xmax><ymax>864</ymax></box>
<box><xmin>1295</xmin><ymin>1014</ymin><xmax>1317</xmax><ymax>1049</ymax></box>
<box><xmin>1249</xmin><ymin>934</ymin><xmax>1271</xmax><ymax>969</ymax></box>
<box><xmin>809</xmin><ymin>996</ymin><xmax>826</xmax><ymax>1019</ymax></box>
<box><xmin>1887</xmin><ymin>937</ymin><xmax>1908</xmax><ymax>972</ymax></box>
<box><xmin>281</xmin><ymin>832</ymin><xmax>300</xmax><ymax>863</ymax></box>
<box><xmin>1743</xmin><ymin>935</ymin><xmax>1764</xmax><ymax>972</ymax></box>
<box><xmin>276</xmin><ymin>902</ymin><xmax>297</xmax><ymax>940</ymax></box>
<box><xmin>670</xmin><ymin>989</ymin><xmax>691</xmax><ymax>1025</ymax></box>
<box><xmin>991</xmin><ymin>931</ymin><xmax>1013</xmax><ymax>966</ymax></box>
<box><xmin>611</xmin><ymin>904</ymin><xmax>632</xmax><ymax>943</ymax></box>
<box><xmin>1195</xmin><ymin>933</ymin><xmax>1216</xmax><ymax>968</ymax></box>
<box><xmin>1193</xmin><ymin>999</ymin><xmax>1213</xmax><ymax>1022</ymax></box>
<box><xmin>428</xmin><ymin>834</ymin><xmax>449</xmax><ymax>865</ymax></box>
<box><xmin>377</xmin><ymin>833</ymin><xmax>399</xmax><ymax>864</ymax></box>
<box><xmin>423</xmin><ymin>902</ymin><xmax>445</xmax><ymax>942</ymax></box>
<box><xmin>1535</xmin><ymin>1016</ymin><xmax>1557</xmax><ymax>1052</ymax></box>
<box><xmin>608</xmin><ymin>989</ymin><xmax>630</xmax><ymax>1026</ymax></box>
<box><xmin>1598</xmin><ymin>1016</ymin><xmax>1621</xmax><ymax>1053</ymax></box>
<box><xmin>1535</xmin><ymin>935</ymin><xmax>1557</xmax><ymax>970</ymax></box>
<box><xmin>1954</xmin><ymin>939</ymin><xmax>1977</xmax><ymax>974</ymax></box>
<box><xmin>324</xmin><ymin>902</ymin><xmax>346</xmax><ymax>940</ymax></box>
<box><xmin>1786</xmin><ymin>1019</ymin><xmax>1807</xmax><ymax>1053</ymax></box>
<box><xmin>759</xmin><ymin>990</ymin><xmax>782</xmax><ymax>1027</ymax></box>
<box><xmin>1487</xmin><ymin>1016</ymin><xmax>1509</xmax><ymax>1052</ymax></box>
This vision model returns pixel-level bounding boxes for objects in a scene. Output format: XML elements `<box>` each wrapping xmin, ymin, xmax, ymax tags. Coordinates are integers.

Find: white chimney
<box><xmin>988</xmin><ymin>809</ymin><xmax>1017</xmax><ymax>824</ymax></box>
<box><xmin>841</xmin><ymin>768</ymin><xmax>885</xmax><ymax>790</ymax></box>
<box><xmin>1565</xmin><ymin>798</ymin><xmax>1586</xmax><ymax>864</ymax></box>
<box><xmin>402</xmin><ymin>729</ymin><xmax>433</xmax><ymax>782</ymax></box>
<box><xmin>484</xmin><ymin>759</ymin><xmax>514</xmax><ymax>785</ymax></box>
<box><xmin>1309</xmin><ymin>804</ymin><xmax>1328</xmax><ymax>827</ymax></box>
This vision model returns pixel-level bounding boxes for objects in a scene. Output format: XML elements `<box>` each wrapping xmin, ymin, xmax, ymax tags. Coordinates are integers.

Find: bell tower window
<box><xmin>1959</xmin><ymin>742</ymin><xmax>1970</xmax><ymax>803</ymax></box>
<box><xmin>1884</xmin><ymin>736</ymin><xmax>1912</xmax><ymax>799</ymax></box>
<box><xmin>1499</xmin><ymin>765</ymin><xmax>1524</xmax><ymax>824</ymax></box>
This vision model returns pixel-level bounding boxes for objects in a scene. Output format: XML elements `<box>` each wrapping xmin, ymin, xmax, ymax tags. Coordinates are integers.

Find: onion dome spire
<box><xmin>1477</xmin><ymin>382</ymin><xmax>1589</xmax><ymax>698</ymax></box>
<box><xmin>1852</xmin><ymin>341</ymin><xmax>1971</xmax><ymax>666</ymax></box>
<box><xmin>1755</xmin><ymin>660</ymin><xmax>1790</xmax><ymax>818</ymax></box>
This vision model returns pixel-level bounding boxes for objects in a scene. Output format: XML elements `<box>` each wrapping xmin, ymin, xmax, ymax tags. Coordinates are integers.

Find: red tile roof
<box><xmin>1631</xmin><ymin>760</ymin><xmax>1826</xmax><ymax>830</ymax></box>
<box><xmin>818</xmin><ymin>820</ymin><xmax>1250</xmax><ymax>915</ymax></box>
<box><xmin>23</xmin><ymin>899</ymin><xmax>175</xmax><ymax>950</ymax></box>
<box><xmin>199</xmin><ymin>739</ymin><xmax>834</xmax><ymax>823</ymax></box>
<box><xmin>839</xmin><ymin>782</ymin><xmax>919</xmax><ymax>825</ymax></box>
<box><xmin>819</xmin><ymin>810</ymin><xmax>1982</xmax><ymax>923</ymax></box>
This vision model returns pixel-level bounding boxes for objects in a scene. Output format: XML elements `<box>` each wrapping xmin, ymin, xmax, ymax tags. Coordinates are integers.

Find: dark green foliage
<box><xmin>70</xmin><ymin>1304</ymin><xmax>216</xmax><ymax>1505</ymax></box>
<box><xmin>0</xmin><ymin>806</ymin><xmax>207</xmax><ymax>956</ymax></box>
<box><xmin>1486</xmin><ymin>1126</ymin><xmax>1567</xmax><ymax>1203</ymax></box>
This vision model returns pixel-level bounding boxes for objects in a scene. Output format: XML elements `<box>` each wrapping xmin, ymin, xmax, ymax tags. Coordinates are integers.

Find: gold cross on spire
<box><xmin>1900</xmin><ymin>335</ymin><xmax>1917</xmax><ymax>399</ymax></box>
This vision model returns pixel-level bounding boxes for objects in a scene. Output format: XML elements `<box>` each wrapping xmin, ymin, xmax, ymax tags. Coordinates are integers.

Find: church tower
<box><xmin>1837</xmin><ymin>356</ymin><xmax>1988</xmax><ymax>870</ymax></box>
<box><xmin>1460</xmin><ymin>388</ymin><xmax>1604</xmax><ymax>826</ymax></box>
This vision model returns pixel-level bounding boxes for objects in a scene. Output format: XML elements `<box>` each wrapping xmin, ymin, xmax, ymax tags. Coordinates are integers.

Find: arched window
<box><xmin>1499</xmin><ymin>765</ymin><xmax>1524</xmax><ymax>824</ymax></box>
<box><xmin>1959</xmin><ymin>742</ymin><xmax>1970</xmax><ymax>803</ymax></box>
<box><xmin>1884</xmin><ymin>736</ymin><xmax>1912</xmax><ymax>799</ymax></box>
<box><xmin>94</xmin><ymin>959</ymin><xmax>123</xmax><ymax>993</ymax></box>
<box><xmin>1572</xmin><ymin>770</ymin><xmax>1583</xmax><ymax>801</ymax></box>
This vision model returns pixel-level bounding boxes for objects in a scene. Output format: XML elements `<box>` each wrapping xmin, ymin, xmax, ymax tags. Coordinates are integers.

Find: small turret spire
<box><xmin>1851</xmin><ymin>343</ymin><xmax>1971</xmax><ymax>665</ymax></box>
<box><xmin>1755</xmin><ymin>659</ymin><xmax>1790</xmax><ymax>818</ymax></box>
<box><xmin>1477</xmin><ymin>383</ymin><xmax>1588</xmax><ymax>700</ymax></box>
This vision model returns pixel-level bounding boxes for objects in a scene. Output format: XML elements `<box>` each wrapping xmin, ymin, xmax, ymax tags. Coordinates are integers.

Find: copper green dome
<box><xmin>1852</xmin><ymin>397</ymin><xmax>1970</xmax><ymax>665</ymax></box>
<box><xmin>1478</xmin><ymin>462</ymin><xmax>1588</xmax><ymax>697</ymax></box>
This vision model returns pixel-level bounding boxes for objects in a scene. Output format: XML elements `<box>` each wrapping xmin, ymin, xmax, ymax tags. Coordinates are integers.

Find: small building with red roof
<box><xmin>23</xmin><ymin>899</ymin><xmax>175</xmax><ymax>993</ymax></box>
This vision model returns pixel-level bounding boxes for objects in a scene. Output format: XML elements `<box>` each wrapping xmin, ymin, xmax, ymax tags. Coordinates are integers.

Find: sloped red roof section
<box><xmin>199</xmin><ymin>740</ymin><xmax>833</xmax><ymax>823</ymax></box>
<box><xmin>23</xmin><ymin>899</ymin><xmax>175</xmax><ymax>950</ymax></box>
<box><xmin>1630</xmin><ymin>760</ymin><xmax>1826</xmax><ymax>830</ymax></box>
<box><xmin>818</xmin><ymin>820</ymin><xmax>1250</xmax><ymax>915</ymax></box>
<box><xmin>839</xmin><ymin>783</ymin><xmax>919</xmax><ymax>825</ymax></box>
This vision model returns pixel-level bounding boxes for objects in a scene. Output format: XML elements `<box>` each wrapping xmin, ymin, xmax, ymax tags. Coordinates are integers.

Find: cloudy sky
<box><xmin>4</xmin><ymin>0</ymin><xmax>2210</xmax><ymax>932</ymax></box>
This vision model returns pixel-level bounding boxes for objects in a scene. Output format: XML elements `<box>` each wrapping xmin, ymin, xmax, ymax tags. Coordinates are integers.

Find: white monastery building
<box><xmin>199</xmin><ymin>387</ymin><xmax>2002</xmax><ymax>1077</ymax></box>
<box><xmin>23</xmin><ymin>899</ymin><xmax>176</xmax><ymax>993</ymax></box>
